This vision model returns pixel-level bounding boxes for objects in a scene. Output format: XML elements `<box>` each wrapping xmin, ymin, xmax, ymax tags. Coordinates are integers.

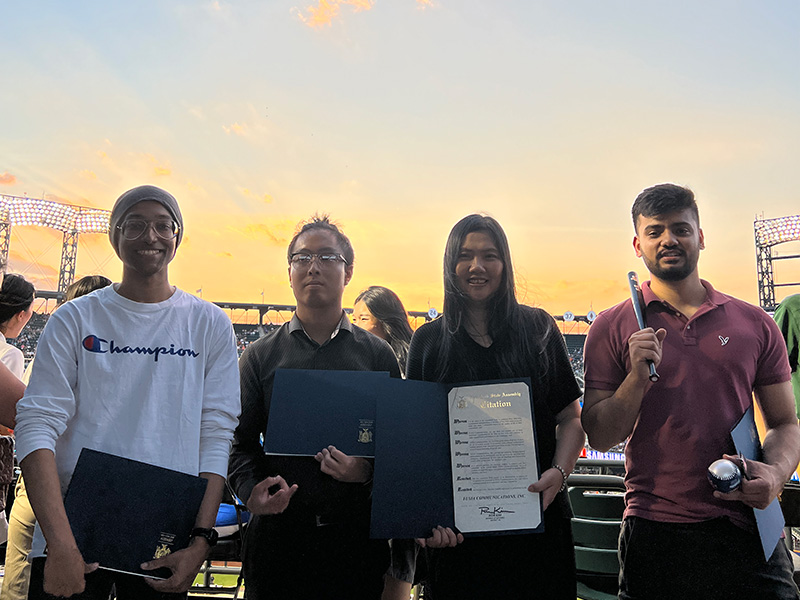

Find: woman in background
<box><xmin>352</xmin><ymin>286</ymin><xmax>419</xmax><ymax>599</ymax></box>
<box><xmin>0</xmin><ymin>274</ymin><xmax>35</xmax><ymax>379</ymax></box>
<box><xmin>406</xmin><ymin>214</ymin><xmax>585</xmax><ymax>599</ymax></box>
<box><xmin>0</xmin><ymin>273</ymin><xmax>34</xmax><ymax>546</ymax></box>
<box><xmin>352</xmin><ymin>286</ymin><xmax>413</xmax><ymax>377</ymax></box>
<box><xmin>0</xmin><ymin>275</ymin><xmax>111</xmax><ymax>600</ymax></box>
<box><xmin>0</xmin><ymin>265</ymin><xmax>24</xmax><ymax>427</ymax></box>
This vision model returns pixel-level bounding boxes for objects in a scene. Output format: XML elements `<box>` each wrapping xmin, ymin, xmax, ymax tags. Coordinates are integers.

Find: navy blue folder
<box><xmin>370</xmin><ymin>377</ymin><xmax>542</xmax><ymax>539</ymax></box>
<box><xmin>731</xmin><ymin>405</ymin><xmax>785</xmax><ymax>561</ymax></box>
<box><xmin>371</xmin><ymin>378</ymin><xmax>453</xmax><ymax>539</ymax></box>
<box><xmin>265</xmin><ymin>369</ymin><xmax>391</xmax><ymax>458</ymax></box>
<box><xmin>62</xmin><ymin>448</ymin><xmax>207</xmax><ymax>579</ymax></box>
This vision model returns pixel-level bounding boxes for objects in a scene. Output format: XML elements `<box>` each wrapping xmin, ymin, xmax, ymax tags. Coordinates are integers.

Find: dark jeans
<box><xmin>28</xmin><ymin>558</ymin><xmax>187</xmax><ymax>600</ymax></box>
<box><xmin>242</xmin><ymin>513</ymin><xmax>388</xmax><ymax>600</ymax></box>
<box><xmin>619</xmin><ymin>516</ymin><xmax>800</xmax><ymax>600</ymax></box>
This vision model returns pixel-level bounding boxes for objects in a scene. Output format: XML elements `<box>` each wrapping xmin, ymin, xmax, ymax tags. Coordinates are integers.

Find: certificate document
<box><xmin>448</xmin><ymin>381</ymin><xmax>541</xmax><ymax>533</ymax></box>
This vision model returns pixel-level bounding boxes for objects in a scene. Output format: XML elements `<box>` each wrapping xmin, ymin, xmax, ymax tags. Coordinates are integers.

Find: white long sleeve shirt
<box><xmin>15</xmin><ymin>285</ymin><xmax>241</xmax><ymax>557</ymax></box>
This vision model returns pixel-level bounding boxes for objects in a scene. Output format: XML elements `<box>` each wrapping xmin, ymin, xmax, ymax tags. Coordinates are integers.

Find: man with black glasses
<box><xmin>16</xmin><ymin>185</ymin><xmax>241</xmax><ymax>599</ymax></box>
<box><xmin>229</xmin><ymin>214</ymin><xmax>400</xmax><ymax>599</ymax></box>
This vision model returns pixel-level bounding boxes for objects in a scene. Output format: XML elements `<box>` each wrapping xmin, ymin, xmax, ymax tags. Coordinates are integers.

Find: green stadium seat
<box><xmin>568</xmin><ymin>474</ymin><xmax>626</xmax><ymax>600</ymax></box>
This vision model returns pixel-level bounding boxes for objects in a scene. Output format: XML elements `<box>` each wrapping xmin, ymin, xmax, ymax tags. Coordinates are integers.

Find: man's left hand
<box><xmin>713</xmin><ymin>454</ymin><xmax>783</xmax><ymax>510</ymax></box>
<box><xmin>141</xmin><ymin>538</ymin><xmax>210</xmax><ymax>593</ymax></box>
<box><xmin>315</xmin><ymin>445</ymin><xmax>373</xmax><ymax>483</ymax></box>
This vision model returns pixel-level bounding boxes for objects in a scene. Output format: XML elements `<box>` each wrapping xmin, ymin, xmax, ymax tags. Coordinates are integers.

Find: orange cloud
<box><xmin>140</xmin><ymin>153</ymin><xmax>171</xmax><ymax>177</ymax></box>
<box><xmin>0</xmin><ymin>172</ymin><xmax>17</xmax><ymax>185</ymax></box>
<box><xmin>223</xmin><ymin>122</ymin><xmax>247</xmax><ymax>136</ymax></box>
<box><xmin>97</xmin><ymin>150</ymin><xmax>115</xmax><ymax>168</ymax></box>
<box><xmin>416</xmin><ymin>0</ymin><xmax>433</xmax><ymax>7</ymax></box>
<box><xmin>296</xmin><ymin>0</ymin><xmax>373</xmax><ymax>28</ymax></box>
<box><xmin>237</xmin><ymin>187</ymin><xmax>273</xmax><ymax>204</ymax></box>
<box><xmin>216</xmin><ymin>251</ymin><xmax>233</xmax><ymax>258</ymax></box>
<box><xmin>235</xmin><ymin>223</ymin><xmax>291</xmax><ymax>246</ymax></box>
<box><xmin>79</xmin><ymin>169</ymin><xmax>97</xmax><ymax>180</ymax></box>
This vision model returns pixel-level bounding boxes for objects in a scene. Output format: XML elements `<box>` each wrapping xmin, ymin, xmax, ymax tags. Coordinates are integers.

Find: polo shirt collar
<box><xmin>641</xmin><ymin>278</ymin><xmax>730</xmax><ymax>309</ymax></box>
<box><xmin>289</xmin><ymin>311</ymin><xmax>352</xmax><ymax>342</ymax></box>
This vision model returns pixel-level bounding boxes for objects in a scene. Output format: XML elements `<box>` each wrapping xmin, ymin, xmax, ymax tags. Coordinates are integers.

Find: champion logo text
<box><xmin>82</xmin><ymin>335</ymin><xmax>199</xmax><ymax>362</ymax></box>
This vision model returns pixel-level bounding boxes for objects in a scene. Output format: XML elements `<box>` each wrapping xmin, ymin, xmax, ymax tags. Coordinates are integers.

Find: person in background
<box><xmin>0</xmin><ymin>275</ymin><xmax>111</xmax><ymax>600</ymax></box>
<box><xmin>405</xmin><ymin>214</ymin><xmax>585</xmax><ymax>599</ymax></box>
<box><xmin>352</xmin><ymin>286</ymin><xmax>413</xmax><ymax>377</ymax></box>
<box><xmin>0</xmin><ymin>263</ymin><xmax>24</xmax><ymax>426</ymax></box>
<box><xmin>0</xmin><ymin>273</ymin><xmax>35</xmax><ymax>379</ymax></box>
<box><xmin>0</xmin><ymin>272</ymin><xmax>34</xmax><ymax>545</ymax></box>
<box><xmin>775</xmin><ymin>294</ymin><xmax>800</xmax><ymax>420</ymax></box>
<box><xmin>352</xmin><ymin>285</ymin><xmax>417</xmax><ymax>599</ymax></box>
<box><xmin>582</xmin><ymin>183</ymin><xmax>800</xmax><ymax>599</ymax></box>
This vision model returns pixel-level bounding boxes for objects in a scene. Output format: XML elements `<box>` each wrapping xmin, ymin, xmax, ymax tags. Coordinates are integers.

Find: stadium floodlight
<box><xmin>0</xmin><ymin>195</ymin><xmax>110</xmax><ymax>234</ymax></box>
<box><xmin>754</xmin><ymin>215</ymin><xmax>800</xmax><ymax>247</ymax></box>
<box><xmin>75</xmin><ymin>209</ymin><xmax>112</xmax><ymax>233</ymax></box>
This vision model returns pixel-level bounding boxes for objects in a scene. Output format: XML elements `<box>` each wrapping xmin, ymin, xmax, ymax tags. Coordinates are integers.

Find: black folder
<box><xmin>265</xmin><ymin>369</ymin><xmax>391</xmax><ymax>457</ymax></box>
<box><xmin>62</xmin><ymin>448</ymin><xmax>207</xmax><ymax>579</ymax></box>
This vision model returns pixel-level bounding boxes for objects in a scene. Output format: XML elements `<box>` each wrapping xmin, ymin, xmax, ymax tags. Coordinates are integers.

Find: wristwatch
<box><xmin>190</xmin><ymin>527</ymin><xmax>219</xmax><ymax>547</ymax></box>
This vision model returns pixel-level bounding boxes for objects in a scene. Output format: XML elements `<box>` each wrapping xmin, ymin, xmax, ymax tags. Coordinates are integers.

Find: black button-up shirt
<box><xmin>229</xmin><ymin>313</ymin><xmax>400</xmax><ymax>521</ymax></box>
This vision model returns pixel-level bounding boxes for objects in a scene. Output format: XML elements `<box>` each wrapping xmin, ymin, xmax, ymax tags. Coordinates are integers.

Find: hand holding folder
<box><xmin>62</xmin><ymin>449</ymin><xmax>208</xmax><ymax>580</ymax></box>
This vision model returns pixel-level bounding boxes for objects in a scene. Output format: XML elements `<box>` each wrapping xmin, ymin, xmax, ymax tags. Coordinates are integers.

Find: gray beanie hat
<box><xmin>108</xmin><ymin>185</ymin><xmax>184</xmax><ymax>252</ymax></box>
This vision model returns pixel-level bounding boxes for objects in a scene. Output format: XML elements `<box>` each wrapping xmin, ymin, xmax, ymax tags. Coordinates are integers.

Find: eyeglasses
<box><xmin>116</xmin><ymin>219</ymin><xmax>180</xmax><ymax>241</ymax></box>
<box><xmin>289</xmin><ymin>252</ymin><xmax>348</xmax><ymax>267</ymax></box>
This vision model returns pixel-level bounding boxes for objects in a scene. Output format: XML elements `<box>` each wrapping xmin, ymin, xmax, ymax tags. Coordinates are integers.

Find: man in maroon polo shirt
<box><xmin>583</xmin><ymin>183</ymin><xmax>800</xmax><ymax>599</ymax></box>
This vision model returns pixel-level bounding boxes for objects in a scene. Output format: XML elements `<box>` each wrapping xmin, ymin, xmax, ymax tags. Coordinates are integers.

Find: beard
<box><xmin>642</xmin><ymin>250</ymin><xmax>698</xmax><ymax>282</ymax></box>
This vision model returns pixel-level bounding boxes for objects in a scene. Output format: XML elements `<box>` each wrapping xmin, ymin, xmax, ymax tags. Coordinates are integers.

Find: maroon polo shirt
<box><xmin>584</xmin><ymin>280</ymin><xmax>790</xmax><ymax>530</ymax></box>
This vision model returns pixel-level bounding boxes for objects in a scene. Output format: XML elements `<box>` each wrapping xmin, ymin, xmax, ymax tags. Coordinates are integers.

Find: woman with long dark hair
<box><xmin>0</xmin><ymin>274</ymin><xmax>35</xmax><ymax>380</ymax></box>
<box><xmin>353</xmin><ymin>286</ymin><xmax>413</xmax><ymax>376</ymax></box>
<box><xmin>0</xmin><ymin>266</ymin><xmax>24</xmax><ymax>427</ymax></box>
<box><xmin>0</xmin><ymin>266</ymin><xmax>24</xmax><ymax>428</ymax></box>
<box><xmin>406</xmin><ymin>214</ymin><xmax>585</xmax><ymax>599</ymax></box>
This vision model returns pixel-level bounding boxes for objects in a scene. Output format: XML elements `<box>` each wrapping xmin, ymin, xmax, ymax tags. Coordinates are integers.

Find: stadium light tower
<box><xmin>754</xmin><ymin>215</ymin><xmax>800</xmax><ymax>312</ymax></box>
<box><xmin>0</xmin><ymin>195</ymin><xmax>111</xmax><ymax>294</ymax></box>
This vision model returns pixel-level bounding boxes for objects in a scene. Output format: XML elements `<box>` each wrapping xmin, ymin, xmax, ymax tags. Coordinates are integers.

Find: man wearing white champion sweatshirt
<box><xmin>15</xmin><ymin>185</ymin><xmax>241</xmax><ymax>599</ymax></box>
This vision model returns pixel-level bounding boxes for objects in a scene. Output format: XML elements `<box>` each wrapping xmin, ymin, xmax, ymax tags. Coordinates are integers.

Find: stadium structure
<box><xmin>754</xmin><ymin>215</ymin><xmax>800</xmax><ymax>312</ymax></box>
<box><xmin>0</xmin><ymin>194</ymin><xmax>110</xmax><ymax>296</ymax></box>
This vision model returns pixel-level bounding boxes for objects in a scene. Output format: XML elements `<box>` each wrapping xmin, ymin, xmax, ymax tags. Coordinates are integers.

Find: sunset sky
<box><xmin>2</xmin><ymin>1</ymin><xmax>800</xmax><ymax>320</ymax></box>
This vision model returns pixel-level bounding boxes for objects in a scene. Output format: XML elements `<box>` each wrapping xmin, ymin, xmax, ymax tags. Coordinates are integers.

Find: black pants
<box><xmin>28</xmin><ymin>558</ymin><xmax>187</xmax><ymax>600</ymax></box>
<box><xmin>242</xmin><ymin>514</ymin><xmax>388</xmax><ymax>600</ymax></box>
<box><xmin>619</xmin><ymin>516</ymin><xmax>799</xmax><ymax>600</ymax></box>
<box><xmin>423</xmin><ymin>515</ymin><xmax>576</xmax><ymax>600</ymax></box>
